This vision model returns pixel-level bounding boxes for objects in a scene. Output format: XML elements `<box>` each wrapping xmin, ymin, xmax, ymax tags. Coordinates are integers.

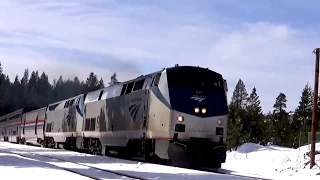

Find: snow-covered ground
<box><xmin>3</xmin><ymin>140</ymin><xmax>319</xmax><ymax>179</ymax></box>
<box><xmin>0</xmin><ymin>142</ymin><xmax>254</xmax><ymax>180</ymax></box>
<box><xmin>0</xmin><ymin>147</ymin><xmax>94</xmax><ymax>180</ymax></box>
<box><xmin>222</xmin><ymin>142</ymin><xmax>320</xmax><ymax>179</ymax></box>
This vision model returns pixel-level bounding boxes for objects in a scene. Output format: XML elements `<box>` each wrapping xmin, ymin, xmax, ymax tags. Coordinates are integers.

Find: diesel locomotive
<box><xmin>0</xmin><ymin>65</ymin><xmax>229</xmax><ymax>168</ymax></box>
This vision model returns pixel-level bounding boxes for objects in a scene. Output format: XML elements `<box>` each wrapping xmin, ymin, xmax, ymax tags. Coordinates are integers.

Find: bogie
<box><xmin>82</xmin><ymin>138</ymin><xmax>102</xmax><ymax>155</ymax></box>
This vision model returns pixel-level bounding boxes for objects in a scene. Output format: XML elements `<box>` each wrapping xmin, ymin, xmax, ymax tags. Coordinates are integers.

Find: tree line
<box><xmin>0</xmin><ymin>62</ymin><xmax>118</xmax><ymax>116</ymax></box>
<box><xmin>228</xmin><ymin>79</ymin><xmax>320</xmax><ymax>150</ymax></box>
<box><xmin>0</xmin><ymin>61</ymin><xmax>318</xmax><ymax>149</ymax></box>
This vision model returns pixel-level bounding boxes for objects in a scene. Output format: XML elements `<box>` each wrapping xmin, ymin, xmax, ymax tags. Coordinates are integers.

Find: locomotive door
<box><xmin>23</xmin><ymin>116</ymin><xmax>26</xmax><ymax>135</ymax></box>
<box><xmin>142</xmin><ymin>76</ymin><xmax>154</xmax><ymax>130</ymax></box>
<box><xmin>43</xmin><ymin>112</ymin><xmax>47</xmax><ymax>137</ymax></box>
<box><xmin>4</xmin><ymin>127</ymin><xmax>6</xmax><ymax>141</ymax></box>
<box><xmin>35</xmin><ymin>115</ymin><xmax>39</xmax><ymax>135</ymax></box>
<box><xmin>9</xmin><ymin>128</ymin><xmax>12</xmax><ymax>142</ymax></box>
<box><xmin>143</xmin><ymin>90</ymin><xmax>149</xmax><ymax>130</ymax></box>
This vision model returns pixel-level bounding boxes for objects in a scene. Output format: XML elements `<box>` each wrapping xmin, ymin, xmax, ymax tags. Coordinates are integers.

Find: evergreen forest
<box><xmin>0</xmin><ymin>62</ymin><xmax>318</xmax><ymax>149</ymax></box>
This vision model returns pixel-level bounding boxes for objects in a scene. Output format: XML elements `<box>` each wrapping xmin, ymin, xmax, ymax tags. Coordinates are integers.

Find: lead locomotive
<box><xmin>0</xmin><ymin>65</ymin><xmax>229</xmax><ymax>168</ymax></box>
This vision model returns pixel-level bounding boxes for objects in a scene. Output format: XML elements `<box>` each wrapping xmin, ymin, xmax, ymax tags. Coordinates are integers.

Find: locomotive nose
<box><xmin>171</xmin><ymin>111</ymin><xmax>226</xmax><ymax>141</ymax></box>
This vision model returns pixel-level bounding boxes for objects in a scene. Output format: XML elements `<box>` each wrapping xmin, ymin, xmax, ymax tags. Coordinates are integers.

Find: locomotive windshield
<box><xmin>166</xmin><ymin>66</ymin><xmax>228</xmax><ymax>117</ymax></box>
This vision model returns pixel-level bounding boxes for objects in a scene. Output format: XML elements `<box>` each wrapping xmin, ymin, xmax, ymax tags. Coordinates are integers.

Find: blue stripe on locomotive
<box><xmin>76</xmin><ymin>104</ymin><xmax>83</xmax><ymax>117</ymax></box>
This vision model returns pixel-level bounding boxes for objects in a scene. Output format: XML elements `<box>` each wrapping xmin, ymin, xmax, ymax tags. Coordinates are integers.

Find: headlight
<box><xmin>194</xmin><ymin>107</ymin><xmax>200</xmax><ymax>113</ymax></box>
<box><xmin>217</xmin><ymin>119</ymin><xmax>223</xmax><ymax>125</ymax></box>
<box><xmin>177</xmin><ymin>115</ymin><xmax>184</xmax><ymax>122</ymax></box>
<box><xmin>201</xmin><ymin>108</ymin><xmax>206</xmax><ymax>114</ymax></box>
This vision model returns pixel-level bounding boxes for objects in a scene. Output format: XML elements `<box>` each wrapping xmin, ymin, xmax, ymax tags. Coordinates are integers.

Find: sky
<box><xmin>0</xmin><ymin>0</ymin><xmax>320</xmax><ymax>113</ymax></box>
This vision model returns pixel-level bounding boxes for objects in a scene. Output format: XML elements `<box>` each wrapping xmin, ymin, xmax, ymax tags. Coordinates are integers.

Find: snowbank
<box><xmin>235</xmin><ymin>143</ymin><xmax>293</xmax><ymax>153</ymax></box>
<box><xmin>222</xmin><ymin>142</ymin><xmax>320</xmax><ymax>178</ymax></box>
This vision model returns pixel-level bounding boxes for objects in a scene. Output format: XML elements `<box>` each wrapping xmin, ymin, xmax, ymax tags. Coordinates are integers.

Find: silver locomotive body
<box><xmin>20</xmin><ymin>107</ymin><xmax>47</xmax><ymax>146</ymax></box>
<box><xmin>157</xmin><ymin>66</ymin><xmax>228</xmax><ymax>168</ymax></box>
<box><xmin>44</xmin><ymin>94</ymin><xmax>85</xmax><ymax>149</ymax></box>
<box><xmin>79</xmin><ymin>73</ymin><xmax>157</xmax><ymax>155</ymax></box>
<box><xmin>79</xmin><ymin>65</ymin><xmax>228</xmax><ymax>168</ymax></box>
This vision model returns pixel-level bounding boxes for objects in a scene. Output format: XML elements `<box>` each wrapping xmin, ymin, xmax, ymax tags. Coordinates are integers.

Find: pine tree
<box><xmin>295</xmin><ymin>84</ymin><xmax>313</xmax><ymax>127</ymax></box>
<box><xmin>19</xmin><ymin>69</ymin><xmax>30</xmax><ymax>107</ymax></box>
<box><xmin>230</xmin><ymin>79</ymin><xmax>248</xmax><ymax>109</ymax></box>
<box><xmin>85</xmin><ymin>72</ymin><xmax>100</xmax><ymax>92</ymax></box>
<box><xmin>246</xmin><ymin>87</ymin><xmax>264</xmax><ymax>143</ymax></box>
<box><xmin>262</xmin><ymin>111</ymin><xmax>275</xmax><ymax>145</ymax></box>
<box><xmin>1</xmin><ymin>75</ymin><xmax>11</xmax><ymax>114</ymax></box>
<box><xmin>37</xmin><ymin>72</ymin><xmax>52</xmax><ymax>106</ymax></box>
<box><xmin>227</xmin><ymin>79</ymin><xmax>249</xmax><ymax>150</ymax></box>
<box><xmin>28</xmin><ymin>71</ymin><xmax>39</xmax><ymax>106</ymax></box>
<box><xmin>0</xmin><ymin>62</ymin><xmax>6</xmax><ymax>115</ymax></box>
<box><xmin>10</xmin><ymin>75</ymin><xmax>21</xmax><ymax>110</ymax></box>
<box><xmin>273</xmin><ymin>93</ymin><xmax>287</xmax><ymax>114</ymax></box>
<box><xmin>52</xmin><ymin>76</ymin><xmax>66</xmax><ymax>101</ymax></box>
<box><xmin>272</xmin><ymin>92</ymin><xmax>292</xmax><ymax>146</ymax></box>
<box><xmin>292</xmin><ymin>83</ymin><xmax>313</xmax><ymax>147</ymax></box>
<box><xmin>109</xmin><ymin>72</ymin><xmax>119</xmax><ymax>86</ymax></box>
<box><xmin>98</xmin><ymin>78</ymin><xmax>105</xmax><ymax>88</ymax></box>
<box><xmin>227</xmin><ymin>109</ymin><xmax>244</xmax><ymax>150</ymax></box>
<box><xmin>0</xmin><ymin>63</ymin><xmax>12</xmax><ymax>114</ymax></box>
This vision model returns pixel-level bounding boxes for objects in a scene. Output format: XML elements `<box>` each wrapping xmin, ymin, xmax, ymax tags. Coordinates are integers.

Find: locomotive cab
<box><xmin>154</xmin><ymin>66</ymin><xmax>229</xmax><ymax>168</ymax></box>
<box><xmin>166</xmin><ymin>66</ymin><xmax>228</xmax><ymax>138</ymax></box>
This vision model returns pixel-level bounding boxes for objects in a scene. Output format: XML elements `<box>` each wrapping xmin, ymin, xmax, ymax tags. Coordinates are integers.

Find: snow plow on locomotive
<box><xmin>0</xmin><ymin>65</ymin><xmax>229</xmax><ymax>169</ymax></box>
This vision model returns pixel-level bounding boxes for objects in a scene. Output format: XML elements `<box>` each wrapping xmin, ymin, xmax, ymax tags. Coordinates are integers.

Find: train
<box><xmin>0</xmin><ymin>65</ymin><xmax>229</xmax><ymax>168</ymax></box>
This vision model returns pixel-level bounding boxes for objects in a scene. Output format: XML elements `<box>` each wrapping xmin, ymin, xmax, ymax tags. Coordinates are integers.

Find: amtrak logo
<box><xmin>128</xmin><ymin>104</ymin><xmax>141</xmax><ymax>122</ymax></box>
<box><xmin>191</xmin><ymin>96</ymin><xmax>206</xmax><ymax>102</ymax></box>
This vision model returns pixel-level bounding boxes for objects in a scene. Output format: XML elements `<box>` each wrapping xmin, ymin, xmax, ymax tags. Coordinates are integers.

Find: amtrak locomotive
<box><xmin>0</xmin><ymin>65</ymin><xmax>229</xmax><ymax>168</ymax></box>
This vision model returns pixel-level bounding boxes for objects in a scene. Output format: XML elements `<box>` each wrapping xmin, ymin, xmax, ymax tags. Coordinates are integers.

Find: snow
<box><xmin>0</xmin><ymin>142</ymin><xmax>251</xmax><ymax>180</ymax></box>
<box><xmin>222</xmin><ymin>142</ymin><xmax>320</xmax><ymax>179</ymax></box>
<box><xmin>0</xmin><ymin>148</ymin><xmax>94</xmax><ymax>180</ymax></box>
<box><xmin>4</xmin><ymin>140</ymin><xmax>320</xmax><ymax>179</ymax></box>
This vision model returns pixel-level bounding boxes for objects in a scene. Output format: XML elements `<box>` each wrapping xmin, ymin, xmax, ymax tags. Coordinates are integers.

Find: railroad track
<box><xmin>201</xmin><ymin>167</ymin><xmax>275</xmax><ymax>180</ymax></box>
<box><xmin>1</xmin><ymin>142</ymin><xmax>274</xmax><ymax>180</ymax></box>
<box><xmin>0</xmin><ymin>145</ymin><xmax>146</xmax><ymax>180</ymax></box>
<box><xmin>109</xmin><ymin>153</ymin><xmax>273</xmax><ymax>179</ymax></box>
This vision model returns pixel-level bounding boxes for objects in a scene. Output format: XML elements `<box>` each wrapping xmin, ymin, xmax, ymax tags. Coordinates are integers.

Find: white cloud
<box><xmin>206</xmin><ymin>22</ymin><xmax>319</xmax><ymax>112</ymax></box>
<box><xmin>0</xmin><ymin>47</ymin><xmax>137</xmax><ymax>85</ymax></box>
<box><xmin>0</xmin><ymin>0</ymin><xmax>318</xmax><ymax>112</ymax></box>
